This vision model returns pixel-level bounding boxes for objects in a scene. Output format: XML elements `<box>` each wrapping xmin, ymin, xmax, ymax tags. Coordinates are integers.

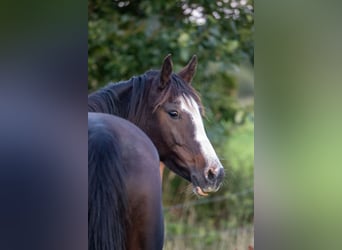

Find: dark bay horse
<box><xmin>88</xmin><ymin>113</ymin><xmax>163</xmax><ymax>250</ymax></box>
<box><xmin>88</xmin><ymin>55</ymin><xmax>225</xmax><ymax>249</ymax></box>
<box><xmin>89</xmin><ymin>55</ymin><xmax>225</xmax><ymax>195</ymax></box>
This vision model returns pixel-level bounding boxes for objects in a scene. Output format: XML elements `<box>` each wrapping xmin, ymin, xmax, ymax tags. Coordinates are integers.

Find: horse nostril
<box><xmin>207</xmin><ymin>168</ymin><xmax>216</xmax><ymax>182</ymax></box>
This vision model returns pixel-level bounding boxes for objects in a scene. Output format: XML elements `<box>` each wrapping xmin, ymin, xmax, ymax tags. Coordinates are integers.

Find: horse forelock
<box><xmin>152</xmin><ymin>72</ymin><xmax>204</xmax><ymax>116</ymax></box>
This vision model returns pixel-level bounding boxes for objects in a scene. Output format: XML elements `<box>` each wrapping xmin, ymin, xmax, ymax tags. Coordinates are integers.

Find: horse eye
<box><xmin>168</xmin><ymin>110</ymin><xmax>179</xmax><ymax>118</ymax></box>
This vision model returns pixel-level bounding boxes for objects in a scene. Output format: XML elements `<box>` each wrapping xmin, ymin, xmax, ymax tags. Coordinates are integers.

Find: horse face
<box><xmin>147</xmin><ymin>55</ymin><xmax>225</xmax><ymax>196</ymax></box>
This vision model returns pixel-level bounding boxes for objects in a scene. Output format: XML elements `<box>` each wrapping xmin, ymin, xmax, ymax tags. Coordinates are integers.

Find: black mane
<box><xmin>88</xmin><ymin>70</ymin><xmax>203</xmax><ymax>125</ymax></box>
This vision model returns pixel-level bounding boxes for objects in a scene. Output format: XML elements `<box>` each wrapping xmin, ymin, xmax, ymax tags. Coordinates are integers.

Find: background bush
<box><xmin>88</xmin><ymin>1</ymin><xmax>254</xmax><ymax>248</ymax></box>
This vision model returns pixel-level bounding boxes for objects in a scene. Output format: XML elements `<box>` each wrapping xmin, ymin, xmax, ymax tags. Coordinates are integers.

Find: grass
<box><xmin>164</xmin><ymin>225</ymin><xmax>254</xmax><ymax>250</ymax></box>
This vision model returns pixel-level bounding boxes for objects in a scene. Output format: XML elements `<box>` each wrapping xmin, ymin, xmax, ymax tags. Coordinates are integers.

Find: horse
<box><xmin>88</xmin><ymin>54</ymin><xmax>225</xmax><ymax>249</ymax></box>
<box><xmin>88</xmin><ymin>54</ymin><xmax>225</xmax><ymax>194</ymax></box>
<box><xmin>88</xmin><ymin>113</ymin><xmax>164</xmax><ymax>250</ymax></box>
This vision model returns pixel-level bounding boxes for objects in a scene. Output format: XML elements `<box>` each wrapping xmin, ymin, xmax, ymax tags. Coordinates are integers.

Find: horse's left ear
<box><xmin>178</xmin><ymin>55</ymin><xmax>197</xmax><ymax>84</ymax></box>
<box><xmin>159</xmin><ymin>54</ymin><xmax>173</xmax><ymax>89</ymax></box>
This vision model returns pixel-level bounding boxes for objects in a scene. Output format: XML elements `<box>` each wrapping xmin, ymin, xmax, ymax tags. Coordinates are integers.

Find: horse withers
<box><xmin>88</xmin><ymin>113</ymin><xmax>163</xmax><ymax>250</ymax></box>
<box><xmin>89</xmin><ymin>54</ymin><xmax>225</xmax><ymax>196</ymax></box>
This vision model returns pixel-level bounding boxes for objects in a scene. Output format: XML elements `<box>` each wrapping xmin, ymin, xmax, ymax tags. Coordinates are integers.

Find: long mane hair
<box><xmin>88</xmin><ymin>70</ymin><xmax>203</xmax><ymax>127</ymax></box>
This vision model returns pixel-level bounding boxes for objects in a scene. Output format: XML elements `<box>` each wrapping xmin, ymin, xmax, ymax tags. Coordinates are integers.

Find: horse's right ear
<box><xmin>178</xmin><ymin>55</ymin><xmax>197</xmax><ymax>84</ymax></box>
<box><xmin>159</xmin><ymin>54</ymin><xmax>173</xmax><ymax>89</ymax></box>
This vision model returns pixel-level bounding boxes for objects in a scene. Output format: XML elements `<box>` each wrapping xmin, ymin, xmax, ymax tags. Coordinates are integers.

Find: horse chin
<box><xmin>192</xmin><ymin>185</ymin><xmax>222</xmax><ymax>197</ymax></box>
<box><xmin>163</xmin><ymin>160</ymin><xmax>222</xmax><ymax>196</ymax></box>
<box><xmin>193</xmin><ymin>186</ymin><xmax>208</xmax><ymax>197</ymax></box>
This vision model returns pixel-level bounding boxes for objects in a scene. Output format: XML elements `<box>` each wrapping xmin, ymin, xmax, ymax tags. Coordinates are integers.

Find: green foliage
<box><xmin>89</xmin><ymin>0</ymin><xmax>254</xmax><ymax>248</ymax></box>
<box><xmin>88</xmin><ymin>0</ymin><xmax>254</xmax><ymax>89</ymax></box>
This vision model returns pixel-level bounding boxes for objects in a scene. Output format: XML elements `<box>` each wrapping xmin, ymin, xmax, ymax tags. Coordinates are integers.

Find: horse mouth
<box><xmin>191</xmin><ymin>174</ymin><xmax>222</xmax><ymax>197</ymax></box>
<box><xmin>191</xmin><ymin>175</ymin><xmax>209</xmax><ymax>197</ymax></box>
<box><xmin>193</xmin><ymin>186</ymin><xmax>208</xmax><ymax>197</ymax></box>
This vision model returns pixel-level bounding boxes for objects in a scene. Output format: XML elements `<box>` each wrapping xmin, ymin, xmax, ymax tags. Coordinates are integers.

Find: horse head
<box><xmin>144</xmin><ymin>55</ymin><xmax>225</xmax><ymax>196</ymax></box>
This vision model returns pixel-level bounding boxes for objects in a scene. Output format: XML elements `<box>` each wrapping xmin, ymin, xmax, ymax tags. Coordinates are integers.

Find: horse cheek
<box><xmin>169</xmin><ymin>125</ymin><xmax>183</xmax><ymax>146</ymax></box>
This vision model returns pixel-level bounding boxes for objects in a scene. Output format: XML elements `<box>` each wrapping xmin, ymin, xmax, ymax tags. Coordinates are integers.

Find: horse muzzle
<box><xmin>191</xmin><ymin>166</ymin><xmax>225</xmax><ymax>197</ymax></box>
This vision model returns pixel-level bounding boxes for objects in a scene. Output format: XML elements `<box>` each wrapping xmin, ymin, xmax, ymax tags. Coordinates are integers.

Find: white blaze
<box><xmin>179</xmin><ymin>96</ymin><xmax>223</xmax><ymax>171</ymax></box>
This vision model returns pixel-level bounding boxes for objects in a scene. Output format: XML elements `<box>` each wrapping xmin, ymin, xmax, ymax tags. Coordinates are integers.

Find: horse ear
<box><xmin>159</xmin><ymin>54</ymin><xmax>173</xmax><ymax>89</ymax></box>
<box><xmin>178</xmin><ymin>55</ymin><xmax>197</xmax><ymax>84</ymax></box>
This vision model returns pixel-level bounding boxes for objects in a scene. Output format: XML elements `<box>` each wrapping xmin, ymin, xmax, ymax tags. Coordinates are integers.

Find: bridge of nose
<box><xmin>180</xmin><ymin>97</ymin><xmax>221</xmax><ymax>163</ymax></box>
<box><xmin>179</xmin><ymin>95</ymin><xmax>225</xmax><ymax>188</ymax></box>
